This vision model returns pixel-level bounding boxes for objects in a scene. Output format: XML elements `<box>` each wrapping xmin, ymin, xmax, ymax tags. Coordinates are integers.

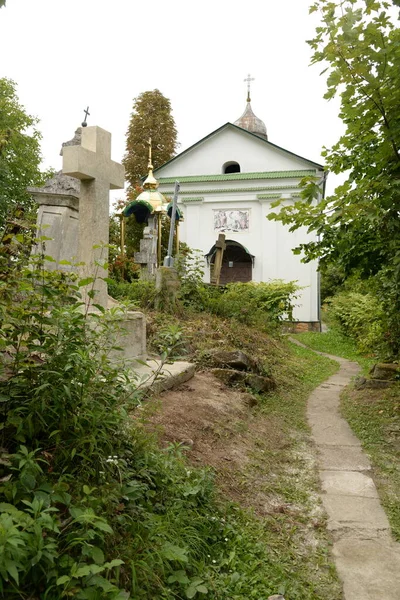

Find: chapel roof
<box><xmin>153</xmin><ymin>122</ymin><xmax>324</xmax><ymax>177</ymax></box>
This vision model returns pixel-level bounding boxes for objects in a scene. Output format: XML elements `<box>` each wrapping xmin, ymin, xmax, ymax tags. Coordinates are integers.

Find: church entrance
<box><xmin>208</xmin><ymin>240</ymin><xmax>253</xmax><ymax>285</ymax></box>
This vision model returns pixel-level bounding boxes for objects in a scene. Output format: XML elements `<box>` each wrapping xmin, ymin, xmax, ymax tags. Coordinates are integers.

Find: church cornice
<box><xmin>161</xmin><ymin>185</ymin><xmax>300</xmax><ymax>196</ymax></box>
<box><xmin>180</xmin><ymin>197</ymin><xmax>204</xmax><ymax>204</ymax></box>
<box><xmin>257</xmin><ymin>194</ymin><xmax>282</xmax><ymax>201</ymax></box>
<box><xmin>158</xmin><ymin>169</ymin><xmax>316</xmax><ymax>185</ymax></box>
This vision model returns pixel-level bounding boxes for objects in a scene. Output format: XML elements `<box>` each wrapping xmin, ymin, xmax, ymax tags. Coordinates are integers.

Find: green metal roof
<box><xmin>158</xmin><ymin>169</ymin><xmax>316</xmax><ymax>185</ymax></box>
<box><xmin>257</xmin><ymin>193</ymin><xmax>282</xmax><ymax>200</ymax></box>
<box><xmin>173</xmin><ymin>185</ymin><xmax>300</xmax><ymax>195</ymax></box>
<box><xmin>153</xmin><ymin>122</ymin><xmax>324</xmax><ymax>174</ymax></box>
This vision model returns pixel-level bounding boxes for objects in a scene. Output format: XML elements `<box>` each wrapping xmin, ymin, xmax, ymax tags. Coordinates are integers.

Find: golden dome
<box><xmin>135</xmin><ymin>189</ymin><xmax>165</xmax><ymax>212</ymax></box>
<box><xmin>137</xmin><ymin>137</ymin><xmax>166</xmax><ymax>211</ymax></box>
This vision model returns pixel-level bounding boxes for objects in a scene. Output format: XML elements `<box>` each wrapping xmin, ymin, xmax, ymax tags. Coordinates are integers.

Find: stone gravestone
<box><xmin>134</xmin><ymin>215</ymin><xmax>158</xmax><ymax>279</ymax></box>
<box><xmin>62</xmin><ymin>125</ymin><xmax>125</xmax><ymax>309</ymax></box>
<box><xmin>28</xmin><ymin>129</ymin><xmax>82</xmax><ymax>271</ymax></box>
<box><xmin>29</xmin><ymin>173</ymin><xmax>80</xmax><ymax>271</ymax></box>
<box><xmin>30</xmin><ymin>126</ymin><xmax>147</xmax><ymax>362</ymax></box>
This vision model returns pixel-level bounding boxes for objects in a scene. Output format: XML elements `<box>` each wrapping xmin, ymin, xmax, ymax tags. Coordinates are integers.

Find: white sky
<box><xmin>0</xmin><ymin>0</ymin><xmax>344</xmax><ymax>199</ymax></box>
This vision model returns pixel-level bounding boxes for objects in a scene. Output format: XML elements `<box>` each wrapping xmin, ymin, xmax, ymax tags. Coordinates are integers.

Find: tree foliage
<box><xmin>123</xmin><ymin>89</ymin><xmax>178</xmax><ymax>197</ymax></box>
<box><xmin>268</xmin><ymin>0</ymin><xmax>400</xmax><ymax>356</ymax></box>
<box><xmin>0</xmin><ymin>78</ymin><xmax>44</xmax><ymax>230</ymax></box>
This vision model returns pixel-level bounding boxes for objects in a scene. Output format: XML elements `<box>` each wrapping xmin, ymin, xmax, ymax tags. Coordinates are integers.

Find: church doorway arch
<box><xmin>207</xmin><ymin>240</ymin><xmax>254</xmax><ymax>284</ymax></box>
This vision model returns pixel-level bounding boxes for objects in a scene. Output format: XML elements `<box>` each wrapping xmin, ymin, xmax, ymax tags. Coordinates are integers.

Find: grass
<box><xmin>341</xmin><ymin>386</ymin><xmax>400</xmax><ymax>540</ymax></box>
<box><xmin>244</xmin><ymin>342</ymin><xmax>342</xmax><ymax>599</ymax></box>
<box><xmin>295</xmin><ymin>327</ymin><xmax>375</xmax><ymax>373</ymax></box>
<box><xmin>295</xmin><ymin>323</ymin><xmax>400</xmax><ymax>541</ymax></box>
<box><xmin>147</xmin><ymin>311</ymin><xmax>344</xmax><ymax>599</ymax></box>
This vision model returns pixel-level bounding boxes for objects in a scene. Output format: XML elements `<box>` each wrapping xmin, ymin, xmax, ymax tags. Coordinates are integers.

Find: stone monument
<box><xmin>28</xmin><ymin>130</ymin><xmax>82</xmax><ymax>271</ymax></box>
<box><xmin>30</xmin><ymin>124</ymin><xmax>147</xmax><ymax>362</ymax></box>
<box><xmin>134</xmin><ymin>216</ymin><xmax>159</xmax><ymax>279</ymax></box>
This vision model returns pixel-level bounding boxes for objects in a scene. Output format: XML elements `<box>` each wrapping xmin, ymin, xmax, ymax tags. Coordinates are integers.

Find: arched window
<box><xmin>222</xmin><ymin>161</ymin><xmax>240</xmax><ymax>174</ymax></box>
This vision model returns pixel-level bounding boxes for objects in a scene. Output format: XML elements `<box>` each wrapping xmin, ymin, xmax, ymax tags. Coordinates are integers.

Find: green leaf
<box><xmin>168</xmin><ymin>570</ymin><xmax>190</xmax><ymax>585</ymax></box>
<box><xmin>161</xmin><ymin>542</ymin><xmax>189</xmax><ymax>563</ymax></box>
<box><xmin>78</xmin><ymin>277</ymin><xmax>95</xmax><ymax>287</ymax></box>
<box><xmin>104</xmin><ymin>559</ymin><xmax>124</xmax><ymax>569</ymax></box>
<box><xmin>90</xmin><ymin>547</ymin><xmax>105</xmax><ymax>565</ymax></box>
<box><xmin>5</xmin><ymin>561</ymin><xmax>19</xmax><ymax>585</ymax></box>
<box><xmin>93</xmin><ymin>520</ymin><xmax>113</xmax><ymax>533</ymax></box>
<box><xmin>92</xmin><ymin>303</ymin><xmax>105</xmax><ymax>313</ymax></box>
<box><xmin>196</xmin><ymin>585</ymin><xmax>208</xmax><ymax>594</ymax></box>
<box><xmin>56</xmin><ymin>575</ymin><xmax>70</xmax><ymax>586</ymax></box>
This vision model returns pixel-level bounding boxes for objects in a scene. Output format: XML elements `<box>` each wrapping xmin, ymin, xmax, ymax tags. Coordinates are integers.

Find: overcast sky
<box><xmin>0</xmin><ymin>0</ymin><xmax>344</xmax><ymax>199</ymax></box>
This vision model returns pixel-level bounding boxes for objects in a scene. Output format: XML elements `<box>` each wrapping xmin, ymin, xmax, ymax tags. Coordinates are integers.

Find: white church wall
<box><xmin>157</xmin><ymin>126</ymin><xmax>318</xmax><ymax>178</ymax></box>
<box><xmin>179</xmin><ymin>196</ymin><xmax>319</xmax><ymax>322</ymax></box>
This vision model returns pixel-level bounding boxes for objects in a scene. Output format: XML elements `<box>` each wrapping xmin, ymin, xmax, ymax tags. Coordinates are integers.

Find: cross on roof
<box><xmin>82</xmin><ymin>106</ymin><xmax>90</xmax><ymax>127</ymax></box>
<box><xmin>147</xmin><ymin>137</ymin><xmax>153</xmax><ymax>169</ymax></box>
<box><xmin>244</xmin><ymin>74</ymin><xmax>255</xmax><ymax>102</ymax></box>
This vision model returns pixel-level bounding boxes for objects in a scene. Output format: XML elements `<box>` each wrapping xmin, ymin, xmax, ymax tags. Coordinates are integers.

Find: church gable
<box><xmin>154</xmin><ymin>123</ymin><xmax>323</xmax><ymax>179</ymax></box>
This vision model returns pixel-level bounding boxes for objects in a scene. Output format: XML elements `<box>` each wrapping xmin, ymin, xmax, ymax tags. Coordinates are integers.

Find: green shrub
<box><xmin>108</xmin><ymin>279</ymin><xmax>156</xmax><ymax>309</ymax></box>
<box><xmin>208</xmin><ymin>280</ymin><xmax>300</xmax><ymax>329</ymax></box>
<box><xmin>326</xmin><ymin>291</ymin><xmax>388</xmax><ymax>356</ymax></box>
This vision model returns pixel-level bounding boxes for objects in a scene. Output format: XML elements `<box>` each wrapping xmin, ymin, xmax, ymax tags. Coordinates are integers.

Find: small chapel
<box><xmin>155</xmin><ymin>77</ymin><xmax>325</xmax><ymax>328</ymax></box>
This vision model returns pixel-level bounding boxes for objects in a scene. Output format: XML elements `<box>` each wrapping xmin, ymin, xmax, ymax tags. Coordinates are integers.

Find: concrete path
<box><xmin>291</xmin><ymin>339</ymin><xmax>400</xmax><ymax>600</ymax></box>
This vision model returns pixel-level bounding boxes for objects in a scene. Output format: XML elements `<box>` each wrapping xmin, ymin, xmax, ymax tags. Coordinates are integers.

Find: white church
<box><xmin>155</xmin><ymin>81</ymin><xmax>324</xmax><ymax>329</ymax></box>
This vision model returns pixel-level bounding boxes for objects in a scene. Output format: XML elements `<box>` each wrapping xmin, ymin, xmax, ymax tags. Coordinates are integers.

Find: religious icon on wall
<box><xmin>214</xmin><ymin>209</ymin><xmax>250</xmax><ymax>233</ymax></box>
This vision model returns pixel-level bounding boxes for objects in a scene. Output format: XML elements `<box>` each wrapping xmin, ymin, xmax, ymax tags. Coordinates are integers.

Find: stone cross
<box><xmin>211</xmin><ymin>233</ymin><xmax>226</xmax><ymax>286</ymax></box>
<box><xmin>62</xmin><ymin>126</ymin><xmax>125</xmax><ymax>309</ymax></box>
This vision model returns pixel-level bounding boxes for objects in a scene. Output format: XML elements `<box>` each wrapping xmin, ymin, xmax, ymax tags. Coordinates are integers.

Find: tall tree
<box><xmin>123</xmin><ymin>89</ymin><xmax>178</xmax><ymax>197</ymax></box>
<box><xmin>0</xmin><ymin>77</ymin><xmax>44</xmax><ymax>230</ymax></box>
<box><xmin>268</xmin><ymin>0</ymin><xmax>400</xmax><ymax>354</ymax></box>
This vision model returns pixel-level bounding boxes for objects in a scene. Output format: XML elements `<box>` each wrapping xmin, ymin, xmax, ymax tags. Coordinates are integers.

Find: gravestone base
<box><xmin>88</xmin><ymin>306</ymin><xmax>147</xmax><ymax>365</ymax></box>
<box><xmin>109</xmin><ymin>311</ymin><xmax>147</xmax><ymax>364</ymax></box>
<box><xmin>155</xmin><ymin>267</ymin><xmax>180</xmax><ymax>311</ymax></box>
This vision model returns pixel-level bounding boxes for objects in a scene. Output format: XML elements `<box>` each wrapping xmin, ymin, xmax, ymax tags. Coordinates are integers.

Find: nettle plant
<box><xmin>0</xmin><ymin>236</ymin><xmax>139</xmax><ymax>598</ymax></box>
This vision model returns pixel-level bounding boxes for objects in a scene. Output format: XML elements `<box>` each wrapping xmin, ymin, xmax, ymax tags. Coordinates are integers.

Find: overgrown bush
<box><xmin>325</xmin><ymin>291</ymin><xmax>388</xmax><ymax>356</ymax></box>
<box><xmin>208</xmin><ymin>280</ymin><xmax>300</xmax><ymax>329</ymax></box>
<box><xmin>175</xmin><ymin>248</ymin><xmax>299</xmax><ymax>328</ymax></box>
<box><xmin>108</xmin><ymin>278</ymin><xmax>156</xmax><ymax>309</ymax></box>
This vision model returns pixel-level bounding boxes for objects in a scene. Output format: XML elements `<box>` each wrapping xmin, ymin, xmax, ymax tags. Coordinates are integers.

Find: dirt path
<box><xmin>292</xmin><ymin>339</ymin><xmax>400</xmax><ymax>600</ymax></box>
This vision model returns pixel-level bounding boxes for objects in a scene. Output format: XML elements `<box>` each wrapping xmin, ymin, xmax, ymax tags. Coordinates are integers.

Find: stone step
<box><xmin>133</xmin><ymin>360</ymin><xmax>196</xmax><ymax>395</ymax></box>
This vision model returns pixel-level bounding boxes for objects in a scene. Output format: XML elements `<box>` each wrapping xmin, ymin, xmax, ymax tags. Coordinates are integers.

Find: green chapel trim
<box><xmin>164</xmin><ymin>184</ymin><xmax>300</xmax><ymax>195</ymax></box>
<box><xmin>157</xmin><ymin>169</ymin><xmax>317</xmax><ymax>185</ymax></box>
<box><xmin>181</xmin><ymin>197</ymin><xmax>204</xmax><ymax>203</ymax></box>
<box><xmin>257</xmin><ymin>193</ymin><xmax>282</xmax><ymax>200</ymax></box>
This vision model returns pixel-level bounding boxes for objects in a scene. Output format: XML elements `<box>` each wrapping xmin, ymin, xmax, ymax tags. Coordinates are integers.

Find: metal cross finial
<box><xmin>147</xmin><ymin>137</ymin><xmax>153</xmax><ymax>169</ymax></box>
<box><xmin>244</xmin><ymin>74</ymin><xmax>255</xmax><ymax>102</ymax></box>
<box><xmin>82</xmin><ymin>106</ymin><xmax>90</xmax><ymax>127</ymax></box>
